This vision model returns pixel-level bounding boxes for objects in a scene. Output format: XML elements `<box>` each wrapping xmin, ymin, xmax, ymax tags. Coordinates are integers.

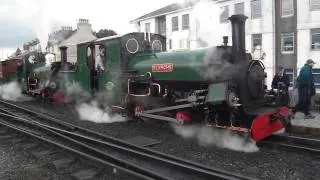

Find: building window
<box><xmin>310</xmin><ymin>0</ymin><xmax>320</xmax><ymax>11</ymax></box>
<box><xmin>251</xmin><ymin>0</ymin><xmax>261</xmax><ymax>19</ymax></box>
<box><xmin>158</xmin><ymin>18</ymin><xmax>166</xmax><ymax>36</ymax></box>
<box><xmin>145</xmin><ymin>23</ymin><xmax>150</xmax><ymax>33</ymax></box>
<box><xmin>182</xmin><ymin>14</ymin><xmax>190</xmax><ymax>30</ymax></box>
<box><xmin>313</xmin><ymin>69</ymin><xmax>320</xmax><ymax>89</ymax></box>
<box><xmin>235</xmin><ymin>2</ymin><xmax>244</xmax><ymax>15</ymax></box>
<box><xmin>281</xmin><ymin>32</ymin><xmax>294</xmax><ymax>53</ymax></box>
<box><xmin>172</xmin><ymin>16</ymin><xmax>179</xmax><ymax>32</ymax></box>
<box><xmin>311</xmin><ymin>28</ymin><xmax>320</xmax><ymax>50</ymax></box>
<box><xmin>282</xmin><ymin>0</ymin><xmax>294</xmax><ymax>17</ymax></box>
<box><xmin>284</xmin><ymin>69</ymin><xmax>294</xmax><ymax>87</ymax></box>
<box><xmin>252</xmin><ymin>34</ymin><xmax>262</xmax><ymax>49</ymax></box>
<box><xmin>220</xmin><ymin>6</ymin><xmax>229</xmax><ymax>23</ymax></box>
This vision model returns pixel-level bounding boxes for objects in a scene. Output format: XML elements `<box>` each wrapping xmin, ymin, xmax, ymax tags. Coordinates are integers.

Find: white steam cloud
<box><xmin>0</xmin><ymin>82</ymin><xmax>32</xmax><ymax>101</ymax></box>
<box><xmin>15</xmin><ymin>0</ymin><xmax>52</xmax><ymax>52</ymax></box>
<box><xmin>172</xmin><ymin>125</ymin><xmax>259</xmax><ymax>153</ymax></box>
<box><xmin>191</xmin><ymin>0</ymin><xmax>230</xmax><ymax>47</ymax></box>
<box><xmin>76</xmin><ymin>101</ymin><xmax>127</xmax><ymax>123</ymax></box>
<box><xmin>201</xmin><ymin>47</ymin><xmax>242</xmax><ymax>81</ymax></box>
<box><xmin>64</xmin><ymin>81</ymin><xmax>91</xmax><ymax>103</ymax></box>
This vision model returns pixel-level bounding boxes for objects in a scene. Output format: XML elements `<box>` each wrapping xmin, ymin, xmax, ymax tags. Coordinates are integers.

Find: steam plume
<box><xmin>0</xmin><ymin>82</ymin><xmax>32</xmax><ymax>101</ymax></box>
<box><xmin>191</xmin><ymin>0</ymin><xmax>229</xmax><ymax>47</ymax></box>
<box><xmin>172</xmin><ymin>125</ymin><xmax>259</xmax><ymax>152</ymax></box>
<box><xmin>76</xmin><ymin>101</ymin><xmax>126</xmax><ymax>123</ymax></box>
<box><xmin>64</xmin><ymin>81</ymin><xmax>91</xmax><ymax>103</ymax></box>
<box><xmin>201</xmin><ymin>47</ymin><xmax>241</xmax><ymax>81</ymax></box>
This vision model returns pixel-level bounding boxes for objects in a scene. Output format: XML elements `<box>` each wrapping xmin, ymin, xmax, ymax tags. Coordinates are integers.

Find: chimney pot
<box><xmin>228</xmin><ymin>15</ymin><xmax>247</xmax><ymax>62</ymax></box>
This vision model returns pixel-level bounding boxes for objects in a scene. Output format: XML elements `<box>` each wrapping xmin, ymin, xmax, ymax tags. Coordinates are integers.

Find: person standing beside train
<box><xmin>292</xmin><ymin>59</ymin><xmax>316</xmax><ymax>119</ymax></box>
<box><xmin>271</xmin><ymin>67</ymin><xmax>290</xmax><ymax>106</ymax></box>
<box><xmin>95</xmin><ymin>45</ymin><xmax>106</xmax><ymax>72</ymax></box>
<box><xmin>92</xmin><ymin>45</ymin><xmax>106</xmax><ymax>94</ymax></box>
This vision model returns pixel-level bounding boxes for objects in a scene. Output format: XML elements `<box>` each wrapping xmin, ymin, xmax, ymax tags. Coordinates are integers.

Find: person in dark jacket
<box><xmin>271</xmin><ymin>67</ymin><xmax>290</xmax><ymax>106</ymax></box>
<box><xmin>292</xmin><ymin>59</ymin><xmax>316</xmax><ymax>119</ymax></box>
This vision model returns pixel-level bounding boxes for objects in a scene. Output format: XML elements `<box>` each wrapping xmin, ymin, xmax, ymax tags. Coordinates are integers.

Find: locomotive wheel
<box><xmin>176</xmin><ymin>112</ymin><xmax>191</xmax><ymax>125</ymax></box>
<box><xmin>215</xmin><ymin>111</ymin><xmax>231</xmax><ymax>126</ymax></box>
<box><xmin>133</xmin><ymin>105</ymin><xmax>145</xmax><ymax>123</ymax></box>
<box><xmin>125</xmin><ymin>103</ymin><xmax>144</xmax><ymax>123</ymax></box>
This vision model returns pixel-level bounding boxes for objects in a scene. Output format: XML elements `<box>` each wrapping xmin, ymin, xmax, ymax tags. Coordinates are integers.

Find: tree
<box><xmin>93</xmin><ymin>29</ymin><xmax>117</xmax><ymax>38</ymax></box>
<box><xmin>15</xmin><ymin>47</ymin><xmax>21</xmax><ymax>56</ymax></box>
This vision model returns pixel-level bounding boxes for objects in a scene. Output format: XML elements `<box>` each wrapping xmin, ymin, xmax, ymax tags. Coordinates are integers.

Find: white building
<box><xmin>215</xmin><ymin>0</ymin><xmax>275</xmax><ymax>87</ymax></box>
<box><xmin>46</xmin><ymin>26</ymin><xmax>74</xmax><ymax>60</ymax></box>
<box><xmin>130</xmin><ymin>1</ymin><xmax>198</xmax><ymax>50</ymax></box>
<box><xmin>131</xmin><ymin>0</ymin><xmax>276</xmax><ymax>87</ymax></box>
<box><xmin>47</xmin><ymin>19</ymin><xmax>97</xmax><ymax>63</ymax></box>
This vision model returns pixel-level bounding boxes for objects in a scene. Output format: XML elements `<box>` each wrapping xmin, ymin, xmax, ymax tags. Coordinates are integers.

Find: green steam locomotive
<box><xmin>8</xmin><ymin>15</ymin><xmax>290</xmax><ymax>142</ymax></box>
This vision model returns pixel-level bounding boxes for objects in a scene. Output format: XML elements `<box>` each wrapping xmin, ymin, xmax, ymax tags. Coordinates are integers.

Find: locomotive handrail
<box><xmin>135</xmin><ymin>53</ymin><xmax>158</xmax><ymax>59</ymax></box>
<box><xmin>58</xmin><ymin>70</ymin><xmax>77</xmax><ymax>73</ymax></box>
<box><xmin>127</xmin><ymin>78</ymin><xmax>151</xmax><ymax>97</ymax></box>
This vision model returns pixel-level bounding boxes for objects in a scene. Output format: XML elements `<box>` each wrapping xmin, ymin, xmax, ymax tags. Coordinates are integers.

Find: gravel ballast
<box><xmin>9</xmin><ymin>99</ymin><xmax>320</xmax><ymax>180</ymax></box>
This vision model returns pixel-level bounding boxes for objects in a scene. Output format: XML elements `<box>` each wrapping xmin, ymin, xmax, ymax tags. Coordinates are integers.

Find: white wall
<box><xmin>134</xmin><ymin>0</ymin><xmax>276</xmax><ymax>87</ymax></box>
<box><xmin>216</xmin><ymin>0</ymin><xmax>275</xmax><ymax>88</ymax></box>
<box><xmin>140</xmin><ymin>19</ymin><xmax>156</xmax><ymax>33</ymax></box>
<box><xmin>59</xmin><ymin>22</ymin><xmax>97</xmax><ymax>63</ymax></box>
<box><xmin>165</xmin><ymin>9</ymin><xmax>193</xmax><ymax>50</ymax></box>
<box><xmin>297</xmin><ymin>0</ymin><xmax>320</xmax><ymax>70</ymax></box>
<box><xmin>138</xmin><ymin>9</ymin><xmax>193</xmax><ymax>50</ymax></box>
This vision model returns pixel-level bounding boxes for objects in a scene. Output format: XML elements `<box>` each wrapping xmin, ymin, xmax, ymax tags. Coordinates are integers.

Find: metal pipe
<box><xmin>59</xmin><ymin>46</ymin><xmax>68</xmax><ymax>65</ymax></box>
<box><xmin>228</xmin><ymin>15</ymin><xmax>248</xmax><ymax>62</ymax></box>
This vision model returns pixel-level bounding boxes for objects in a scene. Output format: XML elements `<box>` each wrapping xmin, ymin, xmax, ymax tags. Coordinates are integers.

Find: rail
<box><xmin>258</xmin><ymin>134</ymin><xmax>320</xmax><ymax>155</ymax></box>
<box><xmin>0</xmin><ymin>99</ymin><xmax>255</xmax><ymax>180</ymax></box>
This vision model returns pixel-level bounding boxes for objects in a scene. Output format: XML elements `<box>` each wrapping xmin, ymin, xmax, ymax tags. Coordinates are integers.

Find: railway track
<box><xmin>0</xmin><ymin>99</ymin><xmax>255</xmax><ymax>180</ymax></box>
<box><xmin>259</xmin><ymin>133</ymin><xmax>320</xmax><ymax>155</ymax></box>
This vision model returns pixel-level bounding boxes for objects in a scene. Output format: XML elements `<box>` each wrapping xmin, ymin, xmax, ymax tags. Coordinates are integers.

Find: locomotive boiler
<box><xmin>126</xmin><ymin>15</ymin><xmax>290</xmax><ymax>142</ymax></box>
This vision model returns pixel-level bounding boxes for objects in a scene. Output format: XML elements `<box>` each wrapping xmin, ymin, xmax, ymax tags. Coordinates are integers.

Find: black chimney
<box><xmin>228</xmin><ymin>15</ymin><xmax>248</xmax><ymax>61</ymax></box>
<box><xmin>223</xmin><ymin>36</ymin><xmax>228</xmax><ymax>46</ymax></box>
<box><xmin>59</xmin><ymin>46</ymin><xmax>68</xmax><ymax>65</ymax></box>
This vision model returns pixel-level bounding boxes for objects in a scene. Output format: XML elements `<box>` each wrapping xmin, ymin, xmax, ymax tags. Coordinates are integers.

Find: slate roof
<box><xmin>130</xmin><ymin>1</ymin><xmax>198</xmax><ymax>23</ymax></box>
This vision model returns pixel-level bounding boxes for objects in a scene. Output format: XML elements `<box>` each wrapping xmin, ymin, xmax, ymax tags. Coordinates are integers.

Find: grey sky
<box><xmin>0</xmin><ymin>0</ymin><xmax>181</xmax><ymax>52</ymax></box>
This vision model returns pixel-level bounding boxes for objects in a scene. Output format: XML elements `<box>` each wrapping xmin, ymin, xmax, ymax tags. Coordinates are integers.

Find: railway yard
<box><xmin>0</xmin><ymin>98</ymin><xmax>319</xmax><ymax>180</ymax></box>
<box><xmin>1</xmin><ymin>0</ymin><xmax>320</xmax><ymax>178</ymax></box>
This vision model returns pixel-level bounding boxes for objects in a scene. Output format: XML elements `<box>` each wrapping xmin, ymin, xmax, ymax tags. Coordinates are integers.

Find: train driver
<box><xmin>95</xmin><ymin>45</ymin><xmax>106</xmax><ymax>72</ymax></box>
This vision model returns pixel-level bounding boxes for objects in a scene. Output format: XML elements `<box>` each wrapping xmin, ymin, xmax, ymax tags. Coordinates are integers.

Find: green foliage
<box><xmin>93</xmin><ymin>29</ymin><xmax>117</xmax><ymax>38</ymax></box>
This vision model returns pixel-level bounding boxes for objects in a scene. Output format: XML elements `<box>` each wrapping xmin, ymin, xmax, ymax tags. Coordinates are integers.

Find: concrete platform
<box><xmin>289</xmin><ymin>112</ymin><xmax>320</xmax><ymax>134</ymax></box>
